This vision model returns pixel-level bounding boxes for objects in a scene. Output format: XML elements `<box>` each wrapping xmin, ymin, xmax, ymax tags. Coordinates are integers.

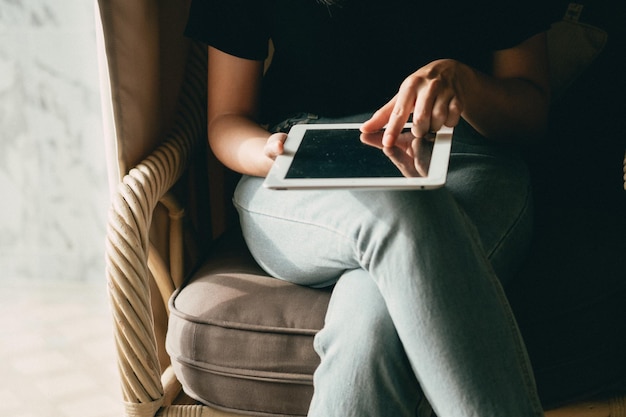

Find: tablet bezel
<box><xmin>263</xmin><ymin>123</ymin><xmax>453</xmax><ymax>190</ymax></box>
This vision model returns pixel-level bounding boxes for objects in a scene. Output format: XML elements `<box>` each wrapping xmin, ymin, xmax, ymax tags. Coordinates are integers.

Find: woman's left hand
<box><xmin>361</xmin><ymin>59</ymin><xmax>466</xmax><ymax>147</ymax></box>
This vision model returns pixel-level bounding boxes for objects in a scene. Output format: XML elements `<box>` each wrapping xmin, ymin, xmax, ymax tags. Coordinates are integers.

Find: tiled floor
<box><xmin>0</xmin><ymin>279</ymin><xmax>124</xmax><ymax>417</ymax></box>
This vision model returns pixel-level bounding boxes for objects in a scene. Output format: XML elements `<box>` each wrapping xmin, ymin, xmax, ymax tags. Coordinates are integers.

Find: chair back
<box><xmin>97</xmin><ymin>0</ymin><xmax>224</xmax><ymax>414</ymax></box>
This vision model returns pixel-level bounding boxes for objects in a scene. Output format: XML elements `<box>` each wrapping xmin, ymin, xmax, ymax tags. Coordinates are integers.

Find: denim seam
<box><xmin>483</xmin><ymin>191</ymin><xmax>542</xmax><ymax>416</ymax></box>
<box><xmin>448</xmin><ymin>151</ymin><xmax>531</xmax><ymax>261</ymax></box>
<box><xmin>485</xmin><ymin>182</ymin><xmax>532</xmax><ymax>261</ymax></box>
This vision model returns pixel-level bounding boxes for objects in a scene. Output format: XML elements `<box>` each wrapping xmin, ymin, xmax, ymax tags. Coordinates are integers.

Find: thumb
<box><xmin>264</xmin><ymin>132</ymin><xmax>288</xmax><ymax>160</ymax></box>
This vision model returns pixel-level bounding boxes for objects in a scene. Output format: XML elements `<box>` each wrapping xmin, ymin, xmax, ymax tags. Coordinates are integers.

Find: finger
<box><xmin>360</xmin><ymin>131</ymin><xmax>385</xmax><ymax>149</ymax></box>
<box><xmin>411</xmin><ymin>78</ymin><xmax>437</xmax><ymax>139</ymax></box>
<box><xmin>429</xmin><ymin>91</ymin><xmax>456</xmax><ymax>133</ymax></box>
<box><xmin>361</xmin><ymin>97</ymin><xmax>397</xmax><ymax>133</ymax></box>
<box><xmin>382</xmin><ymin>146</ymin><xmax>419</xmax><ymax>177</ymax></box>
<box><xmin>264</xmin><ymin>132</ymin><xmax>287</xmax><ymax>160</ymax></box>
<box><xmin>383</xmin><ymin>85</ymin><xmax>417</xmax><ymax>147</ymax></box>
<box><xmin>394</xmin><ymin>131</ymin><xmax>416</xmax><ymax>154</ymax></box>
<box><xmin>412</xmin><ymin>138</ymin><xmax>431</xmax><ymax>177</ymax></box>
<box><xmin>445</xmin><ymin>97</ymin><xmax>463</xmax><ymax>128</ymax></box>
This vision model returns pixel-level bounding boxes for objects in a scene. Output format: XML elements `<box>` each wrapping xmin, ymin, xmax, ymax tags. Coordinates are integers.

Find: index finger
<box><xmin>382</xmin><ymin>87</ymin><xmax>416</xmax><ymax>147</ymax></box>
<box><xmin>360</xmin><ymin>96</ymin><xmax>396</xmax><ymax>133</ymax></box>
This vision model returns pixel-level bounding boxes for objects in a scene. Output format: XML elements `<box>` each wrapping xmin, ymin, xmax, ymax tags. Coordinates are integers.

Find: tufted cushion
<box><xmin>167</xmin><ymin>231</ymin><xmax>332</xmax><ymax>416</ymax></box>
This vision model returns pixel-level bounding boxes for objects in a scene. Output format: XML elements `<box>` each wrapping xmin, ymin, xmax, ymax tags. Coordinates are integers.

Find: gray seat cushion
<box><xmin>167</xmin><ymin>233</ymin><xmax>332</xmax><ymax>416</ymax></box>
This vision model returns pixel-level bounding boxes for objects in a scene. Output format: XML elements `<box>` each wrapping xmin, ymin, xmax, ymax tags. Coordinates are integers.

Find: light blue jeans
<box><xmin>233</xmin><ymin>114</ymin><xmax>543</xmax><ymax>417</ymax></box>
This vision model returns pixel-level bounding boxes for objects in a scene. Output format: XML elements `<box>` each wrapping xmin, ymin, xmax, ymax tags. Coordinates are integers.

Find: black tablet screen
<box><xmin>285</xmin><ymin>128</ymin><xmax>432</xmax><ymax>179</ymax></box>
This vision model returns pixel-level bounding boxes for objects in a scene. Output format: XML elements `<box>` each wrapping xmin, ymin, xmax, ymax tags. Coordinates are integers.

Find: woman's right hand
<box><xmin>263</xmin><ymin>132</ymin><xmax>288</xmax><ymax>161</ymax></box>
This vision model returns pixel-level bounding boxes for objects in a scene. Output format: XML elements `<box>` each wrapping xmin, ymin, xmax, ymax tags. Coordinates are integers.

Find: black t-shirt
<box><xmin>186</xmin><ymin>0</ymin><xmax>550</xmax><ymax>126</ymax></box>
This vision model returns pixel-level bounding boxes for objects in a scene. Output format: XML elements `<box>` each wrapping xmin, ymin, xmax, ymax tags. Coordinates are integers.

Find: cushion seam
<box><xmin>172</xmin><ymin>357</ymin><xmax>314</xmax><ymax>383</ymax></box>
<box><xmin>169</xmin><ymin>302</ymin><xmax>320</xmax><ymax>335</ymax></box>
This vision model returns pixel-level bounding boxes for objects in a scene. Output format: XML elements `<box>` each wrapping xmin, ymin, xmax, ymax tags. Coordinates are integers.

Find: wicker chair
<box><xmin>97</xmin><ymin>0</ymin><xmax>626</xmax><ymax>416</ymax></box>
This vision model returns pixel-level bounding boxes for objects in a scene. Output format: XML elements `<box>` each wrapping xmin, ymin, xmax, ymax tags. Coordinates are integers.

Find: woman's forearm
<box><xmin>208</xmin><ymin>114</ymin><xmax>274</xmax><ymax>177</ymax></box>
<box><xmin>460</xmin><ymin>65</ymin><xmax>550</xmax><ymax>142</ymax></box>
<box><xmin>362</xmin><ymin>33</ymin><xmax>550</xmax><ymax>145</ymax></box>
<box><xmin>461</xmin><ymin>33</ymin><xmax>551</xmax><ymax>142</ymax></box>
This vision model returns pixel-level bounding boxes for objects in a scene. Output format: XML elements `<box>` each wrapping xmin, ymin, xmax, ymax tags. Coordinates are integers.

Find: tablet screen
<box><xmin>263</xmin><ymin>123</ymin><xmax>452</xmax><ymax>190</ymax></box>
<box><xmin>285</xmin><ymin>128</ymin><xmax>433</xmax><ymax>179</ymax></box>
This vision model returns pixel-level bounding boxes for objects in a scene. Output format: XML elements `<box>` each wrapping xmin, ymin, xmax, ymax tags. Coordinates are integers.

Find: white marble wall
<box><xmin>0</xmin><ymin>0</ymin><xmax>108</xmax><ymax>282</ymax></box>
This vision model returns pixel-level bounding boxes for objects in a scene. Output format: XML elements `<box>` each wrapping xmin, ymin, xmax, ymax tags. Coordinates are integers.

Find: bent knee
<box><xmin>315</xmin><ymin>270</ymin><xmax>400</xmax><ymax>358</ymax></box>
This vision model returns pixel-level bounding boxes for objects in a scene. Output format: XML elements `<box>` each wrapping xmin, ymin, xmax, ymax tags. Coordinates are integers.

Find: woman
<box><xmin>186</xmin><ymin>0</ymin><xmax>551</xmax><ymax>415</ymax></box>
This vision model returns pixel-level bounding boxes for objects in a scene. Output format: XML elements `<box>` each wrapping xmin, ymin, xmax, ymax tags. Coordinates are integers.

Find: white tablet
<box><xmin>263</xmin><ymin>123</ymin><xmax>453</xmax><ymax>190</ymax></box>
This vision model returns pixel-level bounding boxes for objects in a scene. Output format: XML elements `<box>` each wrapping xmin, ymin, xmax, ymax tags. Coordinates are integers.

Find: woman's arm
<box><xmin>362</xmin><ymin>32</ymin><xmax>551</xmax><ymax>145</ymax></box>
<box><xmin>207</xmin><ymin>46</ymin><xmax>287</xmax><ymax>177</ymax></box>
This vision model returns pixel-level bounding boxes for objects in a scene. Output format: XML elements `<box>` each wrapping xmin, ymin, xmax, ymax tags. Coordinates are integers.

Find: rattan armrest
<box><xmin>105</xmin><ymin>43</ymin><xmax>207</xmax><ymax>417</ymax></box>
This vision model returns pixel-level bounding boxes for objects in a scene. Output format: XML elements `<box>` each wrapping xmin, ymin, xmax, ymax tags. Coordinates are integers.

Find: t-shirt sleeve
<box><xmin>487</xmin><ymin>0</ymin><xmax>552</xmax><ymax>51</ymax></box>
<box><xmin>185</xmin><ymin>0</ymin><xmax>270</xmax><ymax>61</ymax></box>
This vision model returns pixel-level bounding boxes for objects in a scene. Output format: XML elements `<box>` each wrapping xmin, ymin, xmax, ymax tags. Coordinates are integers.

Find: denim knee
<box><xmin>314</xmin><ymin>269</ymin><xmax>398</xmax><ymax>360</ymax></box>
<box><xmin>309</xmin><ymin>269</ymin><xmax>423</xmax><ymax>417</ymax></box>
